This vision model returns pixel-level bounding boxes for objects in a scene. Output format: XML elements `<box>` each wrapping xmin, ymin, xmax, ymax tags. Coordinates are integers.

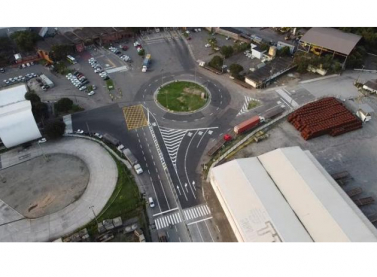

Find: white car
<box><xmin>134</xmin><ymin>164</ymin><xmax>143</xmax><ymax>175</ymax></box>
<box><xmin>99</xmin><ymin>72</ymin><xmax>107</xmax><ymax>77</ymax></box>
<box><xmin>134</xmin><ymin>41</ymin><xmax>140</xmax><ymax>47</ymax></box>
<box><xmin>148</xmin><ymin>197</ymin><xmax>155</xmax><ymax>208</ymax></box>
<box><xmin>198</xmin><ymin>28</ymin><xmax>201</xmax><ymax>32</ymax></box>
<box><xmin>94</xmin><ymin>133</ymin><xmax>103</xmax><ymax>139</ymax></box>
<box><xmin>38</xmin><ymin>138</ymin><xmax>47</xmax><ymax>144</ymax></box>
<box><xmin>76</xmin><ymin>129</ymin><xmax>84</xmax><ymax>134</ymax></box>
<box><xmin>117</xmin><ymin>144</ymin><xmax>125</xmax><ymax>151</ymax></box>
<box><xmin>79</xmin><ymin>86</ymin><xmax>87</xmax><ymax>91</ymax></box>
<box><xmin>185</xmin><ymin>30</ymin><xmax>190</xmax><ymax>34</ymax></box>
<box><xmin>205</xmin><ymin>44</ymin><xmax>211</xmax><ymax>48</ymax></box>
<box><xmin>226</xmin><ymin>36</ymin><xmax>230</xmax><ymax>40</ymax></box>
<box><xmin>88</xmin><ymin>91</ymin><xmax>95</xmax><ymax>96</ymax></box>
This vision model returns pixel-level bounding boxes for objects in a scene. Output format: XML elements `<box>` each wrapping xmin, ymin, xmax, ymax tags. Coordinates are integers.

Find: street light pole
<box><xmin>89</xmin><ymin>206</ymin><xmax>99</xmax><ymax>226</ymax></box>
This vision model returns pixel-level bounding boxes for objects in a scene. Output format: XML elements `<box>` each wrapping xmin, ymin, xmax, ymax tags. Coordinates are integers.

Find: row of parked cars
<box><xmin>18</xmin><ymin>61</ymin><xmax>35</xmax><ymax>69</ymax></box>
<box><xmin>66</xmin><ymin>71</ymin><xmax>95</xmax><ymax>96</ymax></box>
<box><xmin>88</xmin><ymin>58</ymin><xmax>109</xmax><ymax>80</ymax></box>
<box><xmin>3</xmin><ymin>72</ymin><xmax>37</xmax><ymax>86</ymax></box>
<box><xmin>109</xmin><ymin>46</ymin><xmax>132</xmax><ymax>62</ymax></box>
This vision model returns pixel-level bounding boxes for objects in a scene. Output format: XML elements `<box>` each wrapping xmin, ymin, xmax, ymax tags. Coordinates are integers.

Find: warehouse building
<box><xmin>210</xmin><ymin>146</ymin><xmax>377</xmax><ymax>242</ymax></box>
<box><xmin>0</xmin><ymin>84</ymin><xmax>41</xmax><ymax>148</ymax></box>
<box><xmin>299</xmin><ymin>28</ymin><xmax>361</xmax><ymax>64</ymax></box>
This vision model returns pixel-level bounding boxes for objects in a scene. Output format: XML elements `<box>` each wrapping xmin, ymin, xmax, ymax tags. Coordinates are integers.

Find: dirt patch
<box><xmin>0</xmin><ymin>154</ymin><xmax>90</xmax><ymax>218</ymax></box>
<box><xmin>183</xmin><ymin>87</ymin><xmax>203</xmax><ymax>96</ymax></box>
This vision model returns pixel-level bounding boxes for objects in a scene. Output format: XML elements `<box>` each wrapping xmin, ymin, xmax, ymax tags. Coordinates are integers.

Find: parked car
<box><xmin>76</xmin><ymin>129</ymin><xmax>84</xmax><ymax>134</ymax></box>
<box><xmin>94</xmin><ymin>133</ymin><xmax>103</xmax><ymax>139</ymax></box>
<box><xmin>38</xmin><ymin>138</ymin><xmax>47</xmax><ymax>143</ymax></box>
<box><xmin>148</xmin><ymin>197</ymin><xmax>155</xmax><ymax>208</ymax></box>
<box><xmin>0</xmin><ymin>68</ymin><xmax>5</xmax><ymax>73</ymax></box>
<box><xmin>122</xmin><ymin>45</ymin><xmax>128</xmax><ymax>51</ymax></box>
<box><xmin>88</xmin><ymin>91</ymin><xmax>95</xmax><ymax>96</ymax></box>
<box><xmin>79</xmin><ymin>86</ymin><xmax>87</xmax><ymax>91</ymax></box>
<box><xmin>134</xmin><ymin>164</ymin><xmax>143</xmax><ymax>175</ymax></box>
<box><xmin>133</xmin><ymin>41</ymin><xmax>140</xmax><ymax>47</ymax></box>
<box><xmin>205</xmin><ymin>44</ymin><xmax>211</xmax><ymax>48</ymax></box>
<box><xmin>92</xmin><ymin>85</ymin><xmax>97</xmax><ymax>90</ymax></box>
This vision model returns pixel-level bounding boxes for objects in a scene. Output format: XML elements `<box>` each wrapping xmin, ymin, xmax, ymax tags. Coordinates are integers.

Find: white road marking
<box><xmin>184</xmin><ymin>130</ymin><xmax>198</xmax><ymax>199</ymax></box>
<box><xmin>196</xmin><ymin>223</ymin><xmax>204</xmax><ymax>242</ymax></box>
<box><xmin>187</xmin><ymin>216</ymin><xmax>213</xmax><ymax>226</ymax></box>
<box><xmin>204</xmin><ymin>220</ymin><xmax>214</xmax><ymax>242</ymax></box>
<box><xmin>153</xmin><ymin>207</ymin><xmax>179</xmax><ymax>217</ymax></box>
<box><xmin>196</xmin><ymin>129</ymin><xmax>208</xmax><ymax>148</ymax></box>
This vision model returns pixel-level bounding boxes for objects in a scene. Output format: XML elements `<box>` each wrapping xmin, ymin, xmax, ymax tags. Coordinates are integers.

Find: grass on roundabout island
<box><xmin>157</xmin><ymin>81</ymin><xmax>208</xmax><ymax>112</ymax></box>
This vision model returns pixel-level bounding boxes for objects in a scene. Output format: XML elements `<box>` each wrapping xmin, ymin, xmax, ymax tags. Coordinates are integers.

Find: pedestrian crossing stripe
<box><xmin>155</xmin><ymin>212</ymin><xmax>182</xmax><ymax>230</ymax></box>
<box><xmin>183</xmin><ymin>204</ymin><xmax>211</xmax><ymax>221</ymax></box>
<box><xmin>237</xmin><ymin>96</ymin><xmax>260</xmax><ymax>116</ymax></box>
<box><xmin>159</xmin><ymin>127</ymin><xmax>187</xmax><ymax>168</ymax></box>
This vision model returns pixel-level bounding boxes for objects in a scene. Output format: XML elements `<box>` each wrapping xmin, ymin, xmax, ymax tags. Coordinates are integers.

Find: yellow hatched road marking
<box><xmin>123</xmin><ymin>105</ymin><xmax>148</xmax><ymax>130</ymax></box>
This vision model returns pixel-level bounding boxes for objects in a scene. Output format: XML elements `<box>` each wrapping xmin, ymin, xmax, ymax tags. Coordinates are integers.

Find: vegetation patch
<box><xmin>106</xmin><ymin>79</ymin><xmax>114</xmax><ymax>91</ymax></box>
<box><xmin>248</xmin><ymin>100</ymin><xmax>260</xmax><ymax>110</ymax></box>
<box><xmin>157</xmin><ymin>81</ymin><xmax>208</xmax><ymax>112</ymax></box>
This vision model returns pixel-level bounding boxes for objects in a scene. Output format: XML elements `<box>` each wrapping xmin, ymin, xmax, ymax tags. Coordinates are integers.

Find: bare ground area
<box><xmin>0</xmin><ymin>154</ymin><xmax>89</xmax><ymax>218</ymax></box>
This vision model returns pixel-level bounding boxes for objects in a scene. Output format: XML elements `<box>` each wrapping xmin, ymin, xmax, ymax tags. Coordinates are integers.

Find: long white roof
<box><xmin>210</xmin><ymin>146</ymin><xmax>377</xmax><ymax>242</ymax></box>
<box><xmin>210</xmin><ymin>157</ymin><xmax>313</xmax><ymax>242</ymax></box>
<box><xmin>0</xmin><ymin>84</ymin><xmax>41</xmax><ymax>147</ymax></box>
<box><xmin>259</xmin><ymin>147</ymin><xmax>377</xmax><ymax>242</ymax></box>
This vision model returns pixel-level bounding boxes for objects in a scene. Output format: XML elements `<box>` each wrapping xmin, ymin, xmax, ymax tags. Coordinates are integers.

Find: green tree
<box><xmin>0</xmin><ymin>37</ymin><xmax>13</xmax><ymax>52</ymax></box>
<box><xmin>229</xmin><ymin>63</ymin><xmax>244</xmax><ymax>77</ymax></box>
<box><xmin>10</xmin><ymin>31</ymin><xmax>39</xmax><ymax>52</ymax></box>
<box><xmin>44</xmin><ymin>119</ymin><xmax>66</xmax><ymax>140</ymax></box>
<box><xmin>278</xmin><ymin>46</ymin><xmax>291</xmax><ymax>57</ymax></box>
<box><xmin>55</xmin><ymin>98</ymin><xmax>73</xmax><ymax>113</ymax></box>
<box><xmin>25</xmin><ymin>91</ymin><xmax>41</xmax><ymax>103</ymax></box>
<box><xmin>138</xmin><ymin>49</ymin><xmax>145</xmax><ymax>56</ymax></box>
<box><xmin>32</xmin><ymin>102</ymin><xmax>48</xmax><ymax>123</ymax></box>
<box><xmin>208</xmin><ymin>55</ymin><xmax>224</xmax><ymax>71</ymax></box>
<box><xmin>49</xmin><ymin>44</ymin><xmax>75</xmax><ymax>62</ymax></box>
<box><xmin>220</xmin><ymin>45</ymin><xmax>234</xmax><ymax>58</ymax></box>
<box><xmin>259</xmin><ymin>43</ymin><xmax>270</xmax><ymax>51</ymax></box>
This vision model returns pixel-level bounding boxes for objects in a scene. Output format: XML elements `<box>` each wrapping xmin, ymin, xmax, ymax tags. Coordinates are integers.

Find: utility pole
<box><xmin>86</xmin><ymin>121</ymin><xmax>91</xmax><ymax>136</ymax></box>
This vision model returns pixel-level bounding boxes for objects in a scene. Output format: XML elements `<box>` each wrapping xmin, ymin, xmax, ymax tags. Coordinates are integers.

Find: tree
<box><xmin>10</xmin><ymin>30</ymin><xmax>39</xmax><ymax>52</ymax></box>
<box><xmin>259</xmin><ymin>43</ymin><xmax>270</xmax><ymax>52</ymax></box>
<box><xmin>138</xmin><ymin>49</ymin><xmax>145</xmax><ymax>56</ymax></box>
<box><xmin>229</xmin><ymin>63</ymin><xmax>244</xmax><ymax>77</ymax></box>
<box><xmin>44</xmin><ymin>119</ymin><xmax>66</xmax><ymax>140</ymax></box>
<box><xmin>208</xmin><ymin>55</ymin><xmax>223</xmax><ymax>71</ymax></box>
<box><xmin>25</xmin><ymin>91</ymin><xmax>41</xmax><ymax>103</ymax></box>
<box><xmin>220</xmin><ymin>45</ymin><xmax>234</xmax><ymax>58</ymax></box>
<box><xmin>55</xmin><ymin>98</ymin><xmax>73</xmax><ymax>113</ymax></box>
<box><xmin>277</xmin><ymin>46</ymin><xmax>291</xmax><ymax>57</ymax></box>
<box><xmin>49</xmin><ymin>44</ymin><xmax>75</xmax><ymax>62</ymax></box>
<box><xmin>32</xmin><ymin>102</ymin><xmax>48</xmax><ymax>123</ymax></box>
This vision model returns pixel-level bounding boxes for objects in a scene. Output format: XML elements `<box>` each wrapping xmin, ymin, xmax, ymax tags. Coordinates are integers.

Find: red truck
<box><xmin>234</xmin><ymin>115</ymin><xmax>262</xmax><ymax>135</ymax></box>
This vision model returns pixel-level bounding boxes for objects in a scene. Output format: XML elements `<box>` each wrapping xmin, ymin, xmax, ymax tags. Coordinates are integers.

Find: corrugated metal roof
<box><xmin>0</xmin><ymin>84</ymin><xmax>28</xmax><ymax>107</ymax></box>
<box><xmin>258</xmin><ymin>147</ymin><xmax>377</xmax><ymax>242</ymax></box>
<box><xmin>210</xmin><ymin>157</ymin><xmax>313</xmax><ymax>242</ymax></box>
<box><xmin>300</xmin><ymin>28</ymin><xmax>361</xmax><ymax>55</ymax></box>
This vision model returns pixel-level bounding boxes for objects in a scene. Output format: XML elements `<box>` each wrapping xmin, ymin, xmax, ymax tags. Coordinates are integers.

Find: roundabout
<box><xmin>155</xmin><ymin>81</ymin><xmax>210</xmax><ymax>114</ymax></box>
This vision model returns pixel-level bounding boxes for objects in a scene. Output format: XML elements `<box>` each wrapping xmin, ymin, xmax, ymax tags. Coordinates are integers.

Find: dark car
<box><xmin>73</xmin><ymin>71</ymin><xmax>79</xmax><ymax>76</ymax></box>
<box><xmin>0</xmin><ymin>68</ymin><xmax>5</xmax><ymax>73</ymax></box>
<box><xmin>187</xmin><ymin>37</ymin><xmax>191</xmax><ymax>40</ymax></box>
<box><xmin>122</xmin><ymin>45</ymin><xmax>128</xmax><ymax>51</ymax></box>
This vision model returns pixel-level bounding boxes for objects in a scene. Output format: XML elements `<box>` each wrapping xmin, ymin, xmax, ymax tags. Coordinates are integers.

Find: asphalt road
<box><xmin>69</xmin><ymin>29</ymin><xmax>320</xmax><ymax>242</ymax></box>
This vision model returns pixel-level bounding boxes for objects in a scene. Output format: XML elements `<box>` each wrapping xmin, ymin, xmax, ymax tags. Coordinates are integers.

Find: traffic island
<box><xmin>155</xmin><ymin>81</ymin><xmax>210</xmax><ymax>113</ymax></box>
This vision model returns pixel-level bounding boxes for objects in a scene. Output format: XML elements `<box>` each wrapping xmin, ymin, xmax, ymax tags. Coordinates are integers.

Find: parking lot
<box><xmin>233</xmin><ymin>95</ymin><xmax>377</xmax><ymax>223</ymax></box>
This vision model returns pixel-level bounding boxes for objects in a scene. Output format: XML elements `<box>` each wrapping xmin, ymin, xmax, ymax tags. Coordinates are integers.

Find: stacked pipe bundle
<box><xmin>288</xmin><ymin>97</ymin><xmax>362</xmax><ymax>140</ymax></box>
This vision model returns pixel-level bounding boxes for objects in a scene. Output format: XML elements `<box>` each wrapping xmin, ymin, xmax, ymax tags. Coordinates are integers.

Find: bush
<box><xmin>233</xmin><ymin>42</ymin><xmax>250</xmax><ymax>53</ymax></box>
<box><xmin>259</xmin><ymin>43</ymin><xmax>270</xmax><ymax>52</ymax></box>
<box><xmin>208</xmin><ymin>55</ymin><xmax>223</xmax><ymax>71</ymax></box>
<box><xmin>44</xmin><ymin>119</ymin><xmax>66</xmax><ymax>140</ymax></box>
<box><xmin>220</xmin><ymin>45</ymin><xmax>234</xmax><ymax>58</ymax></box>
<box><xmin>50</xmin><ymin>44</ymin><xmax>75</xmax><ymax>62</ymax></box>
<box><xmin>55</xmin><ymin>98</ymin><xmax>73</xmax><ymax>113</ymax></box>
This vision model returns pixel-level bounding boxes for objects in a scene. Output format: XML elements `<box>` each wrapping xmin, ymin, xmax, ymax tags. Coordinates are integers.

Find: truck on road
<box><xmin>142</xmin><ymin>54</ymin><xmax>151</xmax><ymax>72</ymax></box>
<box><xmin>122</xmin><ymin>148</ymin><xmax>143</xmax><ymax>174</ymax></box>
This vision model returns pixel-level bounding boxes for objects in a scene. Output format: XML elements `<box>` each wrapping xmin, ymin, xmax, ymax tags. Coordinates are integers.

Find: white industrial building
<box><xmin>0</xmin><ymin>84</ymin><xmax>41</xmax><ymax>148</ymax></box>
<box><xmin>210</xmin><ymin>146</ymin><xmax>377</xmax><ymax>242</ymax></box>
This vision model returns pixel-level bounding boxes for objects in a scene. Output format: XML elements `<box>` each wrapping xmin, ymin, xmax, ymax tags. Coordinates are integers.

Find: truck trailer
<box><xmin>142</xmin><ymin>54</ymin><xmax>151</xmax><ymax>72</ymax></box>
<box><xmin>122</xmin><ymin>148</ymin><xmax>143</xmax><ymax>174</ymax></box>
<box><xmin>39</xmin><ymin>74</ymin><xmax>54</xmax><ymax>88</ymax></box>
<box><xmin>234</xmin><ymin>115</ymin><xmax>263</xmax><ymax>135</ymax></box>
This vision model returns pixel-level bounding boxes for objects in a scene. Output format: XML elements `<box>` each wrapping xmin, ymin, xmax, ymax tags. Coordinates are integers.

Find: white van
<box><xmin>148</xmin><ymin>197</ymin><xmax>155</xmax><ymax>208</ymax></box>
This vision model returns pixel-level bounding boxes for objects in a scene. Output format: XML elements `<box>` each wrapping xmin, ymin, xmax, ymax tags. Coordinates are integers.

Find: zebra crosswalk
<box><xmin>183</xmin><ymin>204</ymin><xmax>211</xmax><ymax>221</ymax></box>
<box><xmin>155</xmin><ymin>212</ymin><xmax>183</xmax><ymax>230</ymax></box>
<box><xmin>237</xmin><ymin>96</ymin><xmax>259</xmax><ymax>116</ymax></box>
<box><xmin>159</xmin><ymin>127</ymin><xmax>187</xmax><ymax>168</ymax></box>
